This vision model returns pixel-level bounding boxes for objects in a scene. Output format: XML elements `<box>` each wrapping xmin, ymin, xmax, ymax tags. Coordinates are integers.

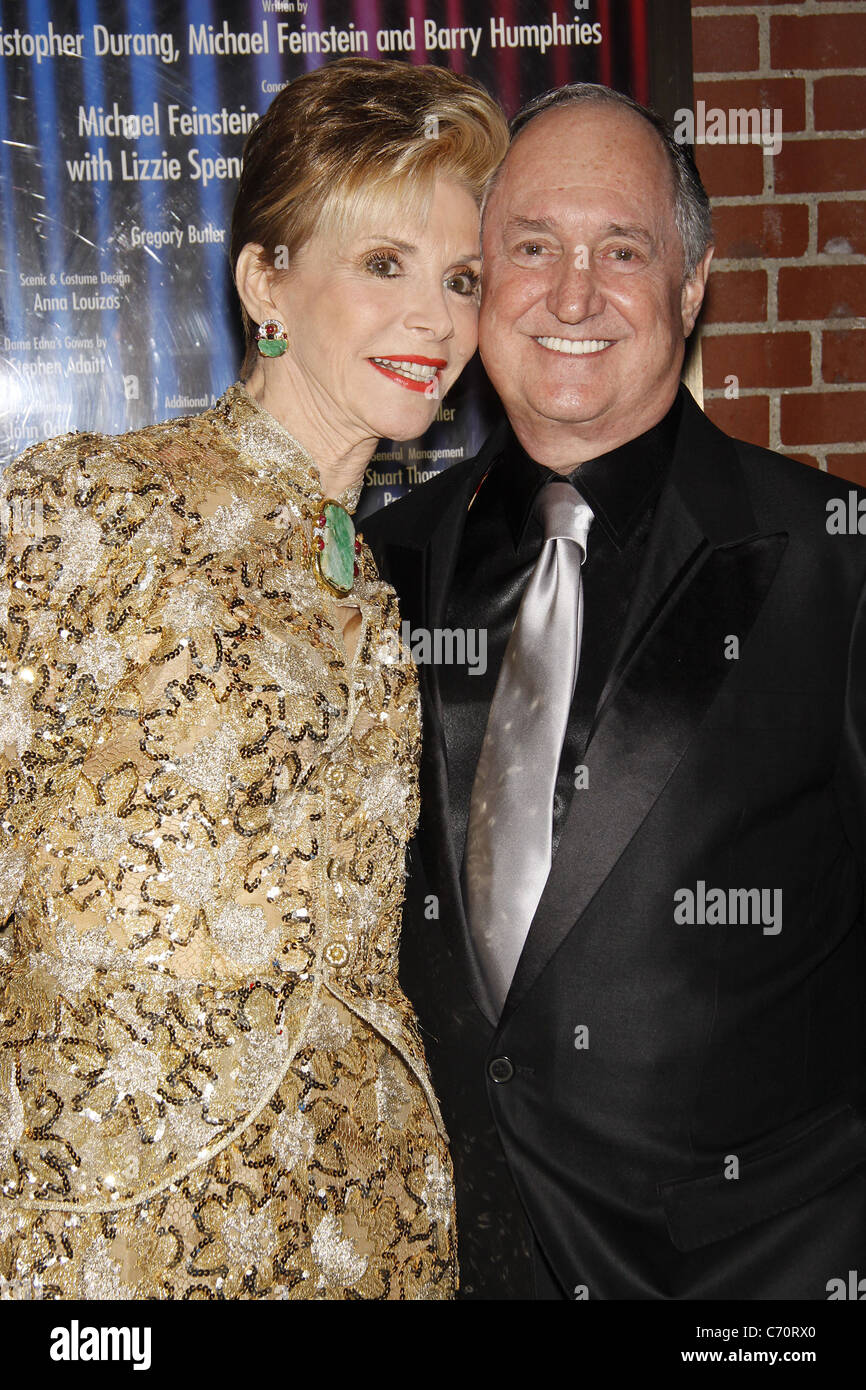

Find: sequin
<box><xmin>221</xmin><ymin>1203</ymin><xmax>274</xmax><ymax>1271</ymax></box>
<box><xmin>0</xmin><ymin>678</ymin><xmax>32</xmax><ymax>758</ymax></box>
<box><xmin>75</xmin><ymin>630</ymin><xmax>126</xmax><ymax>690</ymax></box>
<box><xmin>375</xmin><ymin>1051</ymin><xmax>414</xmax><ymax>1131</ymax></box>
<box><xmin>270</xmin><ymin>1107</ymin><xmax>315</xmax><ymax>1171</ymax></box>
<box><xmin>0</xmin><ymin>848</ymin><xmax>26</xmax><ymax>917</ymax></box>
<box><xmin>168</xmin><ymin>846</ymin><xmax>218</xmax><ymax>906</ymax></box>
<box><xmin>198</xmin><ymin>499</ymin><xmax>255</xmax><ymax>553</ymax></box>
<box><xmin>75</xmin><ymin>812</ymin><xmax>128</xmax><ymax>862</ymax></box>
<box><xmin>311</xmin><ymin>1214</ymin><xmax>368</xmax><ymax>1291</ymax></box>
<box><xmin>421</xmin><ymin>1154</ymin><xmax>454</xmax><ymax>1232</ymax></box>
<box><xmin>0</xmin><ymin>384</ymin><xmax>455</xmax><ymax>1301</ymax></box>
<box><xmin>0</xmin><ymin>1067</ymin><xmax>24</xmax><ymax>1167</ymax></box>
<box><xmin>176</xmin><ymin>724</ymin><xmax>241</xmax><ymax>798</ymax></box>
<box><xmin>56</xmin><ymin>511</ymin><xmax>104</xmax><ymax>595</ymax></box>
<box><xmin>211</xmin><ymin>905</ymin><xmax>279</xmax><ymax>972</ymax></box>
<box><xmin>103</xmin><ymin>1044</ymin><xmax>163</xmax><ymax>1100</ymax></box>
<box><xmin>79</xmin><ymin>1237</ymin><xmax>132</xmax><ymax>1301</ymax></box>
<box><xmin>161</xmin><ymin>581</ymin><xmax>222</xmax><ymax>633</ymax></box>
<box><xmin>305</xmin><ymin>1000</ymin><xmax>353</xmax><ymax>1052</ymax></box>
<box><xmin>32</xmin><ymin>922</ymin><xmax>117</xmax><ymax>999</ymax></box>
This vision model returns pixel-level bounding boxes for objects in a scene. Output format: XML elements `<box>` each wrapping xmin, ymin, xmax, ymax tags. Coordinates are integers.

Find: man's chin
<box><xmin>516</xmin><ymin>385</ymin><xmax>615</xmax><ymax>430</ymax></box>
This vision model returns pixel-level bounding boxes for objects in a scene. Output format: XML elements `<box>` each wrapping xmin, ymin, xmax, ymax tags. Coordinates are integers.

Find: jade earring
<box><xmin>256</xmin><ymin>319</ymin><xmax>288</xmax><ymax>357</ymax></box>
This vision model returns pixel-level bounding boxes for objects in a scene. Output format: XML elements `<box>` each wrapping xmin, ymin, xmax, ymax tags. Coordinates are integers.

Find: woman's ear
<box><xmin>235</xmin><ymin>244</ymin><xmax>280</xmax><ymax>327</ymax></box>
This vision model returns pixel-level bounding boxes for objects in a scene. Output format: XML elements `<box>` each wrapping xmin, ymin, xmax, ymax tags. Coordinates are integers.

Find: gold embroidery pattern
<box><xmin>0</xmin><ymin>385</ymin><xmax>455</xmax><ymax>1300</ymax></box>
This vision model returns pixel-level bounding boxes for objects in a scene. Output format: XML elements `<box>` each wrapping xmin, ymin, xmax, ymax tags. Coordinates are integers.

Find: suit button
<box><xmin>488</xmin><ymin>1056</ymin><xmax>514</xmax><ymax>1084</ymax></box>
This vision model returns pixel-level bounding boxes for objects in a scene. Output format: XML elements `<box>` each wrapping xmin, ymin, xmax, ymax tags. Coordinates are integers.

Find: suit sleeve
<box><xmin>837</xmin><ymin>565</ymin><xmax>866</xmax><ymax>886</ymax></box>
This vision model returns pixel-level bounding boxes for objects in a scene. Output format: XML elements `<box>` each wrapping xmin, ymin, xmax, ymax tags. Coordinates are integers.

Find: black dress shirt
<box><xmin>441</xmin><ymin>389</ymin><xmax>684</xmax><ymax>871</ymax></box>
<box><xmin>436</xmin><ymin>389</ymin><xmax>685</xmax><ymax>1299</ymax></box>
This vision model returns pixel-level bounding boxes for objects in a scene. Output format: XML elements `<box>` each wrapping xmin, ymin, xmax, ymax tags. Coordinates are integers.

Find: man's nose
<box><xmin>546</xmin><ymin>255</ymin><xmax>605</xmax><ymax>324</ymax></box>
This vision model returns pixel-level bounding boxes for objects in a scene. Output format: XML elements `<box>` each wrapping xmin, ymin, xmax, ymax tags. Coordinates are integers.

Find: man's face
<box><xmin>479</xmin><ymin>104</ymin><xmax>712</xmax><ymax>464</ymax></box>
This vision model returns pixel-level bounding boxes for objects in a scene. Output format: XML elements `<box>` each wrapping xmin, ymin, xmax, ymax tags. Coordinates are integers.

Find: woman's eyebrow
<box><xmin>356</xmin><ymin>237</ymin><xmax>417</xmax><ymax>253</ymax></box>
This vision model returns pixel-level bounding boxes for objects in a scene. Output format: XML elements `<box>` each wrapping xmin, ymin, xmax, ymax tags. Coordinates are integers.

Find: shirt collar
<box><xmin>497</xmin><ymin>387</ymin><xmax>684</xmax><ymax>551</ymax></box>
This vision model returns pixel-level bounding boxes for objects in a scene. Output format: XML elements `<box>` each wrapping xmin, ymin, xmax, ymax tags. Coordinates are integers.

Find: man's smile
<box><xmin>532</xmin><ymin>336</ymin><xmax>615</xmax><ymax>356</ymax></box>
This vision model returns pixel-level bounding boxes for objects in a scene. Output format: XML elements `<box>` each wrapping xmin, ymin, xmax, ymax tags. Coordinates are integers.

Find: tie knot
<box><xmin>537</xmin><ymin>480</ymin><xmax>594</xmax><ymax>552</ymax></box>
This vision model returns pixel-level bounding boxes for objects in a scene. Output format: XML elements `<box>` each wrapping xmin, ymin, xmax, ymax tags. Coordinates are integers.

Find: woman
<box><xmin>0</xmin><ymin>57</ymin><xmax>507</xmax><ymax>1299</ymax></box>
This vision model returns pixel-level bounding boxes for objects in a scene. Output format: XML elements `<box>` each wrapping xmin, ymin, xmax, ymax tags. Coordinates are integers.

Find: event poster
<box><xmin>0</xmin><ymin>1</ymin><xmax>686</xmax><ymax>514</ymax></box>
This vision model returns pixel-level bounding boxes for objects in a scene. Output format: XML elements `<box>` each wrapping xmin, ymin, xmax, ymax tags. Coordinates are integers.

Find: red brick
<box><xmin>818</xmin><ymin>201</ymin><xmax>866</xmax><ymax>257</ymax></box>
<box><xmin>693</xmin><ymin>15</ymin><xmax>759</xmax><ymax>74</ymax></box>
<box><xmin>823</xmin><ymin>329</ymin><xmax>866</xmax><ymax>385</ymax></box>
<box><xmin>814</xmin><ymin>75</ymin><xmax>866</xmax><ymax>132</ymax></box>
<box><xmin>695</xmin><ymin>141</ymin><xmax>764</xmax><ymax>198</ymax></box>
<box><xmin>780</xmin><ymin>391</ymin><xmax>866</xmax><ymax>446</ymax></box>
<box><xmin>778</xmin><ymin>266</ymin><xmax>866</xmax><ymax>322</ymax></box>
<box><xmin>787</xmin><ymin>453</ymin><xmax>822</xmax><ymax>470</ymax></box>
<box><xmin>703</xmin><ymin>332</ymin><xmax>812</xmax><ymax>390</ymax></box>
<box><xmin>704</xmin><ymin>394</ymin><xmax>770</xmax><ymax>446</ymax></box>
<box><xmin>775</xmin><ymin>138</ymin><xmax>866</xmax><ymax>196</ymax></box>
<box><xmin>692</xmin><ymin>78</ymin><xmax>806</xmax><ymax>132</ymax></box>
<box><xmin>710</xmin><ymin>203</ymin><xmax>808</xmax><ymax>260</ymax></box>
<box><xmin>827</xmin><ymin>454</ymin><xmax>866</xmax><ymax>487</ymax></box>
<box><xmin>704</xmin><ymin>269</ymin><xmax>768</xmax><ymax>325</ymax></box>
<box><xmin>771</xmin><ymin>14</ymin><xmax>866</xmax><ymax>71</ymax></box>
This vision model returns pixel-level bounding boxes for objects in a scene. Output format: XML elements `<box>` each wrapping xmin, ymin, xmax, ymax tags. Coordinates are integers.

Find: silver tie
<box><xmin>464</xmin><ymin>480</ymin><xmax>594</xmax><ymax>1016</ymax></box>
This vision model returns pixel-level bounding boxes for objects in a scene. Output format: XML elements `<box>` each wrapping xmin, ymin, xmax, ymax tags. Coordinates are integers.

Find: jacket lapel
<box><xmin>502</xmin><ymin>396</ymin><xmax>789</xmax><ymax>1023</ymax></box>
<box><xmin>368</xmin><ymin>444</ymin><xmax>501</xmax><ymax>1022</ymax></box>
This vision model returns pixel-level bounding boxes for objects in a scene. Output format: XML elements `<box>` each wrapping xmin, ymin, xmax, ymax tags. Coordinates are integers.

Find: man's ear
<box><xmin>681</xmin><ymin>244</ymin><xmax>714</xmax><ymax>338</ymax></box>
<box><xmin>235</xmin><ymin>243</ymin><xmax>281</xmax><ymax>328</ymax></box>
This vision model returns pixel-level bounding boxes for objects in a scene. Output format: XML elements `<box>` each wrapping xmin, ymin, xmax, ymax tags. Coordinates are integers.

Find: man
<box><xmin>364</xmin><ymin>85</ymin><xmax>866</xmax><ymax>1300</ymax></box>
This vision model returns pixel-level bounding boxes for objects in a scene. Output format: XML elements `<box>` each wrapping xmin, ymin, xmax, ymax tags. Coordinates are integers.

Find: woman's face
<box><xmin>267</xmin><ymin>177</ymin><xmax>482</xmax><ymax>444</ymax></box>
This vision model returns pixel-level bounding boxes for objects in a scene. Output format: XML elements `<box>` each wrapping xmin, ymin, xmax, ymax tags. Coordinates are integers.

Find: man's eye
<box><xmin>610</xmin><ymin>247</ymin><xmax>637</xmax><ymax>262</ymax></box>
<box><xmin>518</xmin><ymin>242</ymin><xmax>545</xmax><ymax>256</ymax></box>
<box><xmin>364</xmin><ymin>252</ymin><xmax>401</xmax><ymax>277</ymax></box>
<box><xmin>446</xmin><ymin>269</ymin><xmax>480</xmax><ymax>297</ymax></box>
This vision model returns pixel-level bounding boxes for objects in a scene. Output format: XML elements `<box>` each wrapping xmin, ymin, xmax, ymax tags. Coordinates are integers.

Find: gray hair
<box><xmin>484</xmin><ymin>83</ymin><xmax>713</xmax><ymax>279</ymax></box>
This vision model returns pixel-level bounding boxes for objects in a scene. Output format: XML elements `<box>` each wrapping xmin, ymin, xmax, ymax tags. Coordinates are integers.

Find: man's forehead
<box><xmin>501</xmin><ymin>211</ymin><xmax>656</xmax><ymax>244</ymax></box>
<box><xmin>490</xmin><ymin>117</ymin><xmax>675</xmax><ymax>233</ymax></box>
<box><xmin>492</xmin><ymin>180</ymin><xmax>666</xmax><ymax>236</ymax></box>
<box><xmin>500</xmin><ymin>106</ymin><xmax>671</xmax><ymax>197</ymax></box>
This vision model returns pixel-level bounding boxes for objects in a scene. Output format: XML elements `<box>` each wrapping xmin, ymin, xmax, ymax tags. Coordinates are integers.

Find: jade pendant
<box><xmin>311</xmin><ymin>500</ymin><xmax>357</xmax><ymax>597</ymax></box>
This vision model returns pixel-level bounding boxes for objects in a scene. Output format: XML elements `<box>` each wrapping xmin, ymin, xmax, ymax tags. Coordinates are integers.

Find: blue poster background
<box><xmin>0</xmin><ymin>0</ymin><xmax>656</xmax><ymax>514</ymax></box>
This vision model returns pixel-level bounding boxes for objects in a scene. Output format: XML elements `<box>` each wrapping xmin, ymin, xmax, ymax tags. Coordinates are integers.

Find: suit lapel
<box><xmin>371</xmin><ymin>447</ymin><xmax>500</xmax><ymax>1022</ymax></box>
<box><xmin>502</xmin><ymin>396</ymin><xmax>789</xmax><ymax>1023</ymax></box>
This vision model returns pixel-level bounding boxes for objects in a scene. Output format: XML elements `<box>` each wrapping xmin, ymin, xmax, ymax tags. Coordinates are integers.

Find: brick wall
<box><xmin>692</xmin><ymin>0</ymin><xmax>866</xmax><ymax>485</ymax></box>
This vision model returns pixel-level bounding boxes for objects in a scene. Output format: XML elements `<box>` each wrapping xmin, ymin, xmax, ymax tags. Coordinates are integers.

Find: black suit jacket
<box><xmin>363</xmin><ymin>391</ymin><xmax>866</xmax><ymax>1299</ymax></box>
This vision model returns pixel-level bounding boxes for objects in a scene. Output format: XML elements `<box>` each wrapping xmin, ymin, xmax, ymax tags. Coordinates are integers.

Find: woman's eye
<box><xmin>364</xmin><ymin>252</ymin><xmax>401</xmax><ymax>278</ymax></box>
<box><xmin>446</xmin><ymin>270</ymin><xmax>480</xmax><ymax>297</ymax></box>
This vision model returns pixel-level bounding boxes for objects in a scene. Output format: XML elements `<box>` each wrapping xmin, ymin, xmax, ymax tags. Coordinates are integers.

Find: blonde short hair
<box><xmin>230</xmin><ymin>57</ymin><xmax>509</xmax><ymax>369</ymax></box>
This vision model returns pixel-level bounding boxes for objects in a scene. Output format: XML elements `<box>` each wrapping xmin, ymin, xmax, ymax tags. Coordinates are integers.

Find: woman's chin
<box><xmin>370</xmin><ymin>403</ymin><xmax>441</xmax><ymax>444</ymax></box>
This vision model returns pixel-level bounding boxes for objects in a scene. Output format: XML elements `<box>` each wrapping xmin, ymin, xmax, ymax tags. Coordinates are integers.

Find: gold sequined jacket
<box><xmin>0</xmin><ymin>384</ymin><xmax>455</xmax><ymax>1299</ymax></box>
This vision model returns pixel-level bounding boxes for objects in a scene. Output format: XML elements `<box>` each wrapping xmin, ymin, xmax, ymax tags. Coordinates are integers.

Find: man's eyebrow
<box><xmin>604</xmin><ymin>223</ymin><xmax>655</xmax><ymax>247</ymax></box>
<box><xmin>501</xmin><ymin>216</ymin><xmax>561</xmax><ymax>237</ymax></box>
<box><xmin>500</xmin><ymin>217</ymin><xmax>657</xmax><ymax>248</ymax></box>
